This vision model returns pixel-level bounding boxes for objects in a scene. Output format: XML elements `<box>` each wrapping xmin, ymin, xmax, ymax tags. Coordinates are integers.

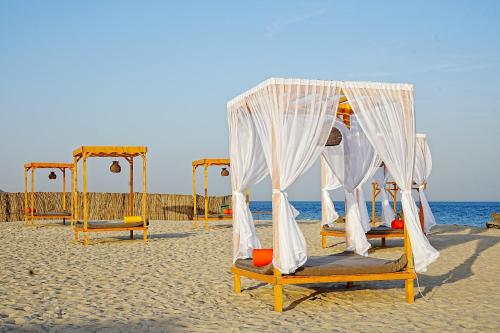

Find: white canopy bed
<box><xmin>227</xmin><ymin>78</ymin><xmax>439</xmax><ymax>312</ymax></box>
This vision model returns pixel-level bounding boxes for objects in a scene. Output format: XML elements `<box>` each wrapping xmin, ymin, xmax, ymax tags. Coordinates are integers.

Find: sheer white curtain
<box><xmin>321</xmin><ymin>156</ymin><xmax>341</xmax><ymax>226</ymax></box>
<box><xmin>228</xmin><ymin>101</ymin><xmax>269</xmax><ymax>262</ymax></box>
<box><xmin>244</xmin><ymin>78</ymin><xmax>341</xmax><ymax>273</ymax></box>
<box><xmin>323</xmin><ymin>119</ymin><xmax>379</xmax><ymax>255</ymax></box>
<box><xmin>343</xmin><ymin>81</ymin><xmax>439</xmax><ymax>273</ymax></box>
<box><xmin>373</xmin><ymin>165</ymin><xmax>396</xmax><ymax>227</ymax></box>
<box><xmin>414</xmin><ymin>134</ymin><xmax>436</xmax><ymax>233</ymax></box>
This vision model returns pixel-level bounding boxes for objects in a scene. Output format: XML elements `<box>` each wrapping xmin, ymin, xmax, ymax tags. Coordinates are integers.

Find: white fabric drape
<box><xmin>343</xmin><ymin>82</ymin><xmax>439</xmax><ymax>273</ymax></box>
<box><xmin>323</xmin><ymin>119</ymin><xmax>379</xmax><ymax>256</ymax></box>
<box><xmin>228</xmin><ymin>101</ymin><xmax>269</xmax><ymax>262</ymax></box>
<box><xmin>322</xmin><ymin>156</ymin><xmax>341</xmax><ymax>226</ymax></box>
<box><xmin>373</xmin><ymin>165</ymin><xmax>396</xmax><ymax>227</ymax></box>
<box><xmin>242</xmin><ymin>78</ymin><xmax>341</xmax><ymax>273</ymax></box>
<box><xmin>414</xmin><ymin>134</ymin><xmax>436</xmax><ymax>233</ymax></box>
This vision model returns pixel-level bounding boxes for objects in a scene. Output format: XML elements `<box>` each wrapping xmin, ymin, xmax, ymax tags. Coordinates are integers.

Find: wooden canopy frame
<box><xmin>229</xmin><ymin>84</ymin><xmax>416</xmax><ymax>312</ymax></box>
<box><xmin>320</xmin><ymin>106</ymin><xmax>426</xmax><ymax>248</ymax></box>
<box><xmin>24</xmin><ymin>162</ymin><xmax>74</xmax><ymax>225</ymax></box>
<box><xmin>72</xmin><ymin>146</ymin><xmax>148</xmax><ymax>245</ymax></box>
<box><xmin>192</xmin><ymin>158</ymin><xmax>249</xmax><ymax>229</ymax></box>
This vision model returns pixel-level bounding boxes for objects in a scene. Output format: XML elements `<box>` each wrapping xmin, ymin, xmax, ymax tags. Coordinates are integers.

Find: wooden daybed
<box><xmin>192</xmin><ymin>158</ymin><xmax>247</xmax><ymax>229</ymax></box>
<box><xmin>24</xmin><ymin>162</ymin><xmax>74</xmax><ymax>225</ymax></box>
<box><xmin>232</xmin><ymin>227</ymin><xmax>415</xmax><ymax>312</ymax></box>
<box><xmin>72</xmin><ymin>146</ymin><xmax>148</xmax><ymax>245</ymax></box>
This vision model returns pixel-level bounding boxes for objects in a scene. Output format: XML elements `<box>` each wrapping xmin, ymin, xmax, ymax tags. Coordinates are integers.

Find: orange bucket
<box><xmin>253</xmin><ymin>249</ymin><xmax>273</xmax><ymax>267</ymax></box>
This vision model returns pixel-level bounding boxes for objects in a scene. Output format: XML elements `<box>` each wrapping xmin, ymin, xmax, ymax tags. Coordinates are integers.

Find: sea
<box><xmin>250</xmin><ymin>201</ymin><xmax>500</xmax><ymax>228</ymax></box>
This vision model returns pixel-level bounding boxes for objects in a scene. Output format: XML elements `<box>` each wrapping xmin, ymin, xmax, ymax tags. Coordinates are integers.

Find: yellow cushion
<box><xmin>124</xmin><ymin>216</ymin><xmax>142</xmax><ymax>223</ymax></box>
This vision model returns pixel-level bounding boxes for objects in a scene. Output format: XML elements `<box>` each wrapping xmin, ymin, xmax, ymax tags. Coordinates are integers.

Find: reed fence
<box><xmin>0</xmin><ymin>192</ymin><xmax>231</xmax><ymax>222</ymax></box>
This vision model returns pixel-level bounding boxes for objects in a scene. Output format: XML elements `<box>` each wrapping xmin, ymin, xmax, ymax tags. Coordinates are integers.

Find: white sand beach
<box><xmin>0</xmin><ymin>221</ymin><xmax>499</xmax><ymax>332</ymax></box>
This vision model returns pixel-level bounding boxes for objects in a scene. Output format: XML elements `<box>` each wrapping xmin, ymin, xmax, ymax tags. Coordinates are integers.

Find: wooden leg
<box><xmin>274</xmin><ymin>284</ymin><xmax>283</xmax><ymax>312</ymax></box>
<box><xmin>346</xmin><ymin>281</ymin><xmax>354</xmax><ymax>288</ymax></box>
<box><xmin>130</xmin><ymin>230</ymin><xmax>134</xmax><ymax>240</ymax></box>
<box><xmin>233</xmin><ymin>274</ymin><xmax>241</xmax><ymax>293</ymax></box>
<box><xmin>143</xmin><ymin>229</ymin><xmax>148</xmax><ymax>242</ymax></box>
<box><xmin>204</xmin><ymin>219</ymin><xmax>208</xmax><ymax>230</ymax></box>
<box><xmin>381</xmin><ymin>237</ymin><xmax>386</xmax><ymax>247</ymax></box>
<box><xmin>321</xmin><ymin>235</ymin><xmax>327</xmax><ymax>249</ymax></box>
<box><xmin>83</xmin><ymin>232</ymin><xmax>89</xmax><ymax>246</ymax></box>
<box><xmin>63</xmin><ymin>218</ymin><xmax>66</xmax><ymax>225</ymax></box>
<box><xmin>74</xmin><ymin>229</ymin><xmax>78</xmax><ymax>241</ymax></box>
<box><xmin>405</xmin><ymin>279</ymin><xmax>415</xmax><ymax>303</ymax></box>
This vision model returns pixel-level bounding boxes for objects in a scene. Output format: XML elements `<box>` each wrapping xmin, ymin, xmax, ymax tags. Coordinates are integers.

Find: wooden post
<box><xmin>62</xmin><ymin>169</ymin><xmax>66</xmax><ymax>211</ymax></box>
<box><xmin>419</xmin><ymin>191</ymin><xmax>424</xmax><ymax>233</ymax></box>
<box><xmin>62</xmin><ymin>168</ymin><xmax>66</xmax><ymax>225</ymax></box>
<box><xmin>320</xmin><ymin>157</ymin><xmax>327</xmax><ymax>227</ymax></box>
<box><xmin>233</xmin><ymin>273</ymin><xmax>241</xmax><ymax>293</ymax></box>
<box><xmin>24</xmin><ymin>167</ymin><xmax>28</xmax><ymax>224</ymax></box>
<box><xmin>392</xmin><ymin>184</ymin><xmax>397</xmax><ymax>216</ymax></box>
<box><xmin>83</xmin><ymin>156</ymin><xmax>88</xmax><ymax>245</ymax></box>
<box><xmin>371</xmin><ymin>182</ymin><xmax>377</xmax><ymax>226</ymax></box>
<box><xmin>193</xmin><ymin>166</ymin><xmax>197</xmax><ymax>228</ymax></box>
<box><xmin>204</xmin><ymin>164</ymin><xmax>209</xmax><ymax>230</ymax></box>
<box><xmin>271</xmin><ymin>119</ymin><xmax>283</xmax><ymax>312</ymax></box>
<box><xmin>129</xmin><ymin>157</ymin><xmax>134</xmax><ymax>216</ymax></box>
<box><xmin>74</xmin><ymin>157</ymin><xmax>79</xmax><ymax>223</ymax></box>
<box><xmin>70</xmin><ymin>167</ymin><xmax>74</xmax><ymax>225</ymax></box>
<box><xmin>245</xmin><ymin>188</ymin><xmax>250</xmax><ymax>207</ymax></box>
<box><xmin>142</xmin><ymin>154</ymin><xmax>148</xmax><ymax>242</ymax></box>
<box><xmin>403</xmin><ymin>217</ymin><xmax>415</xmax><ymax>303</ymax></box>
<box><xmin>30</xmin><ymin>167</ymin><xmax>35</xmax><ymax>224</ymax></box>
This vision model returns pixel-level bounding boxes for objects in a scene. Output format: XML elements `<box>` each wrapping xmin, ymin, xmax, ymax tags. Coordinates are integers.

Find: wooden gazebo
<box><xmin>192</xmin><ymin>158</ymin><xmax>248</xmax><ymax>229</ymax></box>
<box><xmin>72</xmin><ymin>146</ymin><xmax>148</xmax><ymax>245</ymax></box>
<box><xmin>24</xmin><ymin>162</ymin><xmax>74</xmax><ymax>225</ymax></box>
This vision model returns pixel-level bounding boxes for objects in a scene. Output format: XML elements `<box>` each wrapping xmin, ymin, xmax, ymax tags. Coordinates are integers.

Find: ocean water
<box><xmin>250</xmin><ymin>201</ymin><xmax>500</xmax><ymax>228</ymax></box>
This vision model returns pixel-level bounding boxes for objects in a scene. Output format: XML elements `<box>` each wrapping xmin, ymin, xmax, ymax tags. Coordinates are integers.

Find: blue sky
<box><xmin>1</xmin><ymin>0</ymin><xmax>499</xmax><ymax>201</ymax></box>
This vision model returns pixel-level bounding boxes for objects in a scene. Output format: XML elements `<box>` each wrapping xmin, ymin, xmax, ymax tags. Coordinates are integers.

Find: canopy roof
<box><xmin>72</xmin><ymin>146</ymin><xmax>147</xmax><ymax>158</ymax></box>
<box><xmin>227</xmin><ymin>78</ymin><xmax>413</xmax><ymax>109</ymax></box>
<box><xmin>24</xmin><ymin>162</ymin><xmax>74</xmax><ymax>169</ymax></box>
<box><xmin>192</xmin><ymin>158</ymin><xmax>230</xmax><ymax>167</ymax></box>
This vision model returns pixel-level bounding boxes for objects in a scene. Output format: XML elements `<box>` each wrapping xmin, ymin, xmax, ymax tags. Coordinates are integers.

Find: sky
<box><xmin>0</xmin><ymin>0</ymin><xmax>499</xmax><ymax>201</ymax></box>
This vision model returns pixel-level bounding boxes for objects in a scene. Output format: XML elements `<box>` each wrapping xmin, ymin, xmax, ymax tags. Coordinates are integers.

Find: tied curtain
<box><xmin>228</xmin><ymin>100</ymin><xmax>269</xmax><ymax>262</ymax></box>
<box><xmin>373</xmin><ymin>165</ymin><xmax>396</xmax><ymax>227</ymax></box>
<box><xmin>414</xmin><ymin>134</ymin><xmax>436</xmax><ymax>233</ymax></box>
<box><xmin>321</xmin><ymin>156</ymin><xmax>341</xmax><ymax>225</ymax></box>
<box><xmin>245</xmin><ymin>78</ymin><xmax>341</xmax><ymax>274</ymax></box>
<box><xmin>343</xmin><ymin>82</ymin><xmax>439</xmax><ymax>273</ymax></box>
<box><xmin>323</xmin><ymin>119</ymin><xmax>380</xmax><ymax>255</ymax></box>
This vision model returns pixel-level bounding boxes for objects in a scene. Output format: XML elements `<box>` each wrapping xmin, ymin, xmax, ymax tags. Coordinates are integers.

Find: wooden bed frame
<box><xmin>192</xmin><ymin>158</ymin><xmax>249</xmax><ymax>229</ymax></box>
<box><xmin>24</xmin><ymin>162</ymin><xmax>74</xmax><ymax>225</ymax></box>
<box><xmin>319</xmin><ymin>104</ymin><xmax>427</xmax><ymax>248</ymax></box>
<box><xmin>72</xmin><ymin>146</ymin><xmax>148</xmax><ymax>245</ymax></box>
<box><xmin>231</xmin><ymin>94</ymin><xmax>416</xmax><ymax>312</ymax></box>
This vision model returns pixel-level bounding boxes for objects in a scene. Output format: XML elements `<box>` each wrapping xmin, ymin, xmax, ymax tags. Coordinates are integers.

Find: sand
<box><xmin>0</xmin><ymin>220</ymin><xmax>499</xmax><ymax>332</ymax></box>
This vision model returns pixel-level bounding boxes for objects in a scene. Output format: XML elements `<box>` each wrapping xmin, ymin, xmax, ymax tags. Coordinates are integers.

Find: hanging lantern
<box><xmin>221</xmin><ymin>167</ymin><xmax>229</xmax><ymax>177</ymax></box>
<box><xmin>325</xmin><ymin>127</ymin><xmax>342</xmax><ymax>146</ymax></box>
<box><xmin>48</xmin><ymin>171</ymin><xmax>57</xmax><ymax>180</ymax></box>
<box><xmin>110</xmin><ymin>161</ymin><xmax>121</xmax><ymax>173</ymax></box>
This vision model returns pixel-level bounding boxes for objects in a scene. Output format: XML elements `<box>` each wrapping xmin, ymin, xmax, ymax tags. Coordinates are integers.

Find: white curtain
<box><xmin>414</xmin><ymin>134</ymin><xmax>436</xmax><ymax>233</ymax></box>
<box><xmin>343</xmin><ymin>81</ymin><xmax>439</xmax><ymax>273</ymax></box>
<box><xmin>228</xmin><ymin>101</ymin><xmax>269</xmax><ymax>262</ymax></box>
<box><xmin>243</xmin><ymin>78</ymin><xmax>341</xmax><ymax>273</ymax></box>
<box><xmin>321</xmin><ymin>157</ymin><xmax>341</xmax><ymax>226</ymax></box>
<box><xmin>373</xmin><ymin>165</ymin><xmax>396</xmax><ymax>227</ymax></box>
<box><xmin>323</xmin><ymin>118</ymin><xmax>379</xmax><ymax>256</ymax></box>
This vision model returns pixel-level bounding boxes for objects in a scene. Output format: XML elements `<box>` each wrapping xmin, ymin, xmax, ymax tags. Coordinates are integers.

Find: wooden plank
<box><xmin>192</xmin><ymin>158</ymin><xmax>230</xmax><ymax>167</ymax></box>
<box><xmin>72</xmin><ymin>146</ymin><xmax>147</xmax><ymax>158</ymax></box>
<box><xmin>24</xmin><ymin>162</ymin><xmax>74</xmax><ymax>169</ymax></box>
<box><xmin>281</xmin><ymin>271</ymin><xmax>415</xmax><ymax>285</ymax></box>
